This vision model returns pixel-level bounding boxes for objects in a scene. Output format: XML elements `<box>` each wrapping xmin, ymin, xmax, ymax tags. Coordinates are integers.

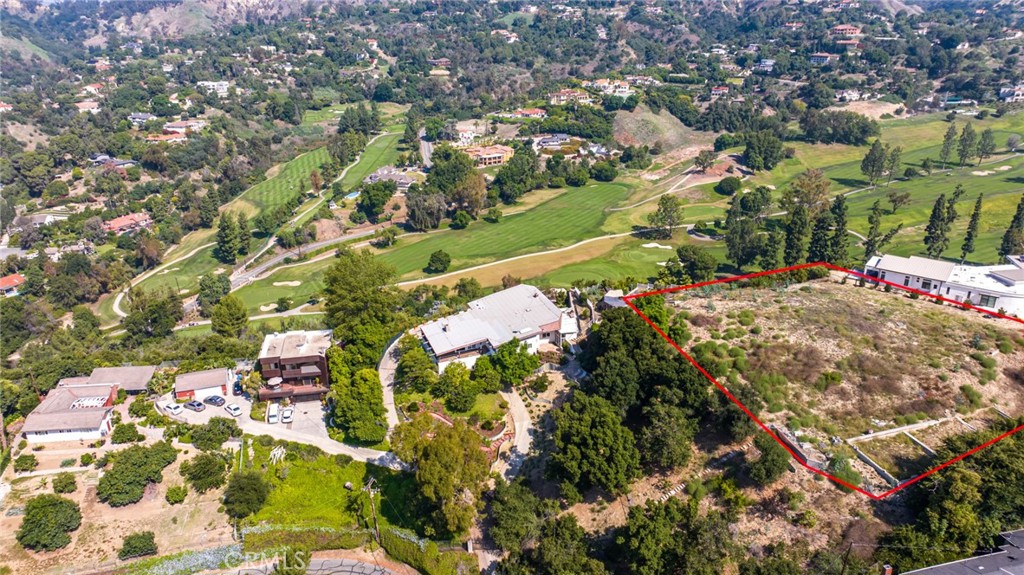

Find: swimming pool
<box><xmin>344</xmin><ymin>191</ymin><xmax>360</xmax><ymax>200</ymax></box>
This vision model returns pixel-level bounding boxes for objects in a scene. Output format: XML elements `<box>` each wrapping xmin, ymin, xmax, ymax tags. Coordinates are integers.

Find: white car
<box><xmin>280</xmin><ymin>407</ymin><xmax>294</xmax><ymax>424</ymax></box>
<box><xmin>164</xmin><ymin>403</ymin><xmax>183</xmax><ymax>416</ymax></box>
<box><xmin>223</xmin><ymin>404</ymin><xmax>243</xmax><ymax>417</ymax></box>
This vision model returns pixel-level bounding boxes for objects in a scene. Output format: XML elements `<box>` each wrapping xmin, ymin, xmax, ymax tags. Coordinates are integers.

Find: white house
<box><xmin>865</xmin><ymin>254</ymin><xmax>1024</xmax><ymax>317</ymax></box>
<box><xmin>22</xmin><ymin>383</ymin><xmax>117</xmax><ymax>443</ymax></box>
<box><xmin>197</xmin><ymin>81</ymin><xmax>231</xmax><ymax>98</ymax></box>
<box><xmin>419</xmin><ymin>284</ymin><xmax>579</xmax><ymax>373</ymax></box>
<box><xmin>999</xmin><ymin>85</ymin><xmax>1024</xmax><ymax>103</ymax></box>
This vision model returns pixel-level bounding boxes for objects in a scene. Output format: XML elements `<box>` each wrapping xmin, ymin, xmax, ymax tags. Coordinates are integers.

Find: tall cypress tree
<box><xmin>860</xmin><ymin>140</ymin><xmax>887</xmax><ymax>185</ymax></box>
<box><xmin>923</xmin><ymin>194</ymin><xmax>950</xmax><ymax>258</ymax></box>
<box><xmin>235</xmin><ymin>212</ymin><xmax>250</xmax><ymax>256</ymax></box>
<box><xmin>829</xmin><ymin>195</ymin><xmax>849</xmax><ymax>265</ymax></box>
<box><xmin>961</xmin><ymin>194</ymin><xmax>983</xmax><ymax>262</ymax></box>
<box><xmin>216</xmin><ymin>213</ymin><xmax>241</xmax><ymax>264</ymax></box>
<box><xmin>939</xmin><ymin>122</ymin><xmax>957</xmax><ymax>170</ymax></box>
<box><xmin>998</xmin><ymin>194</ymin><xmax>1024</xmax><ymax>258</ymax></box>
<box><xmin>863</xmin><ymin>200</ymin><xmax>903</xmax><ymax>261</ymax></box>
<box><xmin>807</xmin><ymin>213</ymin><xmax>833</xmax><ymax>264</ymax></box>
<box><xmin>784</xmin><ymin>205</ymin><xmax>811</xmax><ymax>266</ymax></box>
<box><xmin>957</xmin><ymin>123</ymin><xmax>977</xmax><ymax>168</ymax></box>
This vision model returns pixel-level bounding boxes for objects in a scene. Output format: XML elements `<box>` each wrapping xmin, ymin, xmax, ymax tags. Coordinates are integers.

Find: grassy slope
<box><xmin>376</xmin><ymin>181</ymin><xmax>634</xmax><ymax>280</ymax></box>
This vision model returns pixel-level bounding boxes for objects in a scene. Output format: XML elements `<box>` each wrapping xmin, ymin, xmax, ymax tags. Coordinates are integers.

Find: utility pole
<box><xmin>364</xmin><ymin>477</ymin><xmax>381</xmax><ymax>545</ymax></box>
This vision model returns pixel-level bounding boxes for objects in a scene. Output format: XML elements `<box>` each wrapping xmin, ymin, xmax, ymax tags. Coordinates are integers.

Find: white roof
<box><xmin>420</xmin><ymin>285</ymin><xmax>562</xmax><ymax>356</ymax></box>
<box><xmin>259</xmin><ymin>330</ymin><xmax>333</xmax><ymax>360</ymax></box>
<box><xmin>874</xmin><ymin>254</ymin><xmax>956</xmax><ymax>282</ymax></box>
<box><xmin>949</xmin><ymin>264</ymin><xmax>1024</xmax><ymax>296</ymax></box>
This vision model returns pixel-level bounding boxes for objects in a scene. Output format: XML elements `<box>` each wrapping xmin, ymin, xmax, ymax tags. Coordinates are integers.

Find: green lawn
<box><xmin>377</xmin><ymin>181</ymin><xmax>635</xmax><ymax>280</ymax></box>
<box><xmin>173</xmin><ymin>313</ymin><xmax>327</xmax><ymax>338</ymax></box>
<box><xmin>247</xmin><ymin>441</ymin><xmax>418</xmax><ymax>532</ymax></box>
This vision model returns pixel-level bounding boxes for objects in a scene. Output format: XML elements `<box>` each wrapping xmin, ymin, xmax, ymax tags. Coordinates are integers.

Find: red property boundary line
<box><xmin>623</xmin><ymin>262</ymin><xmax>1024</xmax><ymax>500</ymax></box>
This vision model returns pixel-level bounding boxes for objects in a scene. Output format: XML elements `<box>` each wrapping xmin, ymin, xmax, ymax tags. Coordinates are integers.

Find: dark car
<box><xmin>203</xmin><ymin>395</ymin><xmax>226</xmax><ymax>407</ymax></box>
<box><xmin>232</xmin><ymin>382</ymin><xmax>243</xmax><ymax>396</ymax></box>
<box><xmin>184</xmin><ymin>400</ymin><xmax>206</xmax><ymax>412</ymax></box>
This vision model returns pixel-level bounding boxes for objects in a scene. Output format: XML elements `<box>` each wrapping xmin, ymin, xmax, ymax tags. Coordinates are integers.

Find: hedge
<box><xmin>379</xmin><ymin>528</ymin><xmax>477</xmax><ymax>575</ymax></box>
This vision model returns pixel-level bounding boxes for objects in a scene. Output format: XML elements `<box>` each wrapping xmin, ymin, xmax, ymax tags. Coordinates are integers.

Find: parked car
<box><xmin>164</xmin><ymin>403</ymin><xmax>183</xmax><ymax>416</ymax></box>
<box><xmin>267</xmin><ymin>403</ymin><xmax>280</xmax><ymax>424</ymax></box>
<box><xmin>203</xmin><ymin>395</ymin><xmax>226</xmax><ymax>407</ymax></box>
<box><xmin>280</xmin><ymin>407</ymin><xmax>294</xmax><ymax>424</ymax></box>
<box><xmin>224</xmin><ymin>404</ymin><xmax>243</xmax><ymax>417</ymax></box>
<box><xmin>184</xmin><ymin>401</ymin><xmax>205</xmax><ymax>412</ymax></box>
<box><xmin>232</xmin><ymin>382</ymin><xmax>243</xmax><ymax>396</ymax></box>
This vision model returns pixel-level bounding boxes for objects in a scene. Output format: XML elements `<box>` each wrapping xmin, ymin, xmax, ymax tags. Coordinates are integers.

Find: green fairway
<box><xmin>240</xmin><ymin>147</ymin><xmax>331</xmax><ymax>215</ymax></box>
<box><xmin>532</xmin><ymin>235</ymin><xmax>728</xmax><ymax>287</ymax></box>
<box><xmin>338</xmin><ymin>131</ymin><xmax>403</xmax><ymax>190</ymax></box>
<box><xmin>377</xmin><ymin>182</ymin><xmax>634</xmax><ymax>279</ymax></box>
<box><xmin>173</xmin><ymin>313</ymin><xmax>327</xmax><ymax>338</ymax></box>
<box><xmin>233</xmin><ymin>258</ymin><xmax>334</xmax><ymax>314</ymax></box>
<box><xmin>845</xmin><ymin>155</ymin><xmax>1024</xmax><ymax>264</ymax></box>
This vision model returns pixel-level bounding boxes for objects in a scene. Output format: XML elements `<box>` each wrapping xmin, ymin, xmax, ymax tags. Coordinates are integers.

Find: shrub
<box><xmin>111</xmin><ymin>423</ymin><xmax>145</xmax><ymax>444</ymax></box>
<box><xmin>737</xmin><ymin>310</ymin><xmax>755</xmax><ymax>326</ymax></box>
<box><xmin>60</xmin><ymin>458</ymin><xmax>76</xmax><ymax>468</ymax></box>
<box><xmin>715</xmin><ymin>176</ymin><xmax>742</xmax><ymax>195</ymax></box>
<box><xmin>961</xmin><ymin>384</ymin><xmax>983</xmax><ymax>408</ymax></box>
<box><xmin>166</xmin><ymin>485</ymin><xmax>187</xmax><ymax>505</ymax></box>
<box><xmin>14</xmin><ymin>454</ymin><xmax>38</xmax><ymax>473</ymax></box>
<box><xmin>16</xmin><ymin>495</ymin><xmax>81</xmax><ymax>551</ymax></box>
<box><xmin>128</xmin><ymin>398</ymin><xmax>154</xmax><ymax>419</ymax></box>
<box><xmin>118</xmin><ymin>531</ymin><xmax>157</xmax><ymax>560</ymax></box>
<box><xmin>52</xmin><ymin>472</ymin><xmax>77</xmax><ymax>494</ymax></box>
<box><xmin>97</xmin><ymin>441</ymin><xmax>178</xmax><ymax>507</ymax></box>
<box><xmin>190</xmin><ymin>417</ymin><xmax>240</xmax><ymax>451</ymax></box>
<box><xmin>223</xmin><ymin>472</ymin><xmax>270</xmax><ymax>519</ymax></box>
<box><xmin>828</xmin><ymin>456</ymin><xmax>862</xmax><ymax>493</ymax></box>
<box><xmin>180</xmin><ymin>452</ymin><xmax>227</xmax><ymax>492</ymax></box>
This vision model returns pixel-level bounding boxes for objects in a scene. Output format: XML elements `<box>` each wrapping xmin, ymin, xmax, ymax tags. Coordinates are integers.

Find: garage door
<box><xmin>192</xmin><ymin>386</ymin><xmax>223</xmax><ymax>402</ymax></box>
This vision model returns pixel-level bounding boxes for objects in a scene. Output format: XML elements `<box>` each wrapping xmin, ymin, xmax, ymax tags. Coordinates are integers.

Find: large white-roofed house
<box><xmin>419</xmin><ymin>284</ymin><xmax>579</xmax><ymax>373</ymax></box>
<box><xmin>865</xmin><ymin>254</ymin><xmax>1024</xmax><ymax>316</ymax></box>
<box><xmin>21</xmin><ymin>383</ymin><xmax>118</xmax><ymax>443</ymax></box>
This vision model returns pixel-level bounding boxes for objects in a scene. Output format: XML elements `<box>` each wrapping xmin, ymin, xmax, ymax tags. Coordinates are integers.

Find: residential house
<box><xmin>11</xmin><ymin>213</ymin><xmax>68</xmax><ymax>230</ymax></box>
<box><xmin>0</xmin><ymin>273</ymin><xmax>26</xmax><ymax>297</ymax></box>
<box><xmin>174</xmin><ymin>367</ymin><xmax>233</xmax><ymax>401</ymax></box>
<box><xmin>514</xmin><ymin>108</ymin><xmax>547</xmax><ymax>119</ymax></box>
<box><xmin>21</xmin><ymin>383</ymin><xmax>118</xmax><ymax>443</ymax></box>
<box><xmin>864</xmin><ymin>254</ymin><xmax>1024</xmax><ymax>316</ymax></box>
<box><xmin>902</xmin><ymin>529</ymin><xmax>1024</xmax><ymax>575</ymax></box>
<box><xmin>548</xmin><ymin>88</ymin><xmax>594</xmax><ymax>106</ymax></box>
<box><xmin>491</xmin><ymin>29</ymin><xmax>519</xmax><ymax>43</ymax></box>
<box><xmin>0</xmin><ymin>102</ymin><xmax>12</xmax><ymax>113</ymax></box>
<box><xmin>456</xmin><ymin>127</ymin><xmax>478</xmax><ymax>147</ymax></box>
<box><xmin>103</xmin><ymin>213</ymin><xmax>153</xmax><ymax>235</ymax></box>
<box><xmin>784</xmin><ymin>22</ymin><xmax>804</xmax><ymax>30</ymax></box>
<box><xmin>830</xmin><ymin>24</ymin><xmax>861</xmax><ymax>36</ymax></box>
<box><xmin>257</xmin><ymin>330</ymin><xmax>333</xmax><ymax>401</ymax></box>
<box><xmin>999</xmin><ymin>85</ymin><xmax>1024</xmax><ymax>103</ymax></box>
<box><xmin>755</xmin><ymin>59</ymin><xmax>776</xmax><ymax>72</ymax></box>
<box><xmin>427</xmin><ymin>57</ymin><xmax>451</xmax><ymax>68</ymax></box>
<box><xmin>625</xmin><ymin>75</ymin><xmax>661</xmax><ymax>87</ymax></box>
<box><xmin>367</xmin><ymin>38</ymin><xmax>379</xmax><ymax>50</ymax></box>
<box><xmin>146</xmin><ymin>133</ymin><xmax>188</xmax><ymax>144</ymax></box>
<box><xmin>74</xmin><ymin>101</ymin><xmax>101</xmax><ymax>114</ymax></box>
<box><xmin>810</xmin><ymin>53</ymin><xmax>835</xmax><ymax>65</ymax></box>
<box><xmin>711</xmin><ymin>85</ymin><xmax>731</xmax><ymax>97</ymax></box>
<box><xmin>583</xmin><ymin>78</ymin><xmax>634</xmax><ymax>98</ymax></box>
<box><xmin>87</xmin><ymin>365</ymin><xmax>156</xmax><ymax>394</ymax></box>
<box><xmin>419</xmin><ymin>284</ymin><xmax>580</xmax><ymax>372</ymax></box>
<box><xmin>836</xmin><ymin>89</ymin><xmax>863</xmax><ymax>101</ymax></box>
<box><xmin>364</xmin><ymin>166</ymin><xmax>415</xmax><ymax>191</ymax></box>
<box><xmin>128</xmin><ymin>112</ymin><xmax>157</xmax><ymax>126</ymax></box>
<box><xmin>535</xmin><ymin>133</ymin><xmax>571</xmax><ymax>149</ymax></box>
<box><xmin>79</xmin><ymin>83</ymin><xmax>104</xmax><ymax>97</ymax></box>
<box><xmin>163</xmin><ymin>119</ymin><xmax>208</xmax><ymax>134</ymax></box>
<box><xmin>197</xmin><ymin>81</ymin><xmax>231</xmax><ymax>98</ymax></box>
<box><xmin>836</xmin><ymin>39</ymin><xmax>862</xmax><ymax>51</ymax></box>
<box><xmin>465</xmin><ymin>144</ymin><xmax>515</xmax><ymax>167</ymax></box>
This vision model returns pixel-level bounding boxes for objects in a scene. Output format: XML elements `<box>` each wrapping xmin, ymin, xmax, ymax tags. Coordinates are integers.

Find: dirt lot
<box><xmin>664</xmin><ymin>273</ymin><xmax>1024</xmax><ymax>438</ymax></box>
<box><xmin>0</xmin><ymin>438</ymin><xmax>233</xmax><ymax>575</ymax></box>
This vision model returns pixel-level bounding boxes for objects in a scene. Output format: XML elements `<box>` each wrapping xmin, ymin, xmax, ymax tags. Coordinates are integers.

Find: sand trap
<box><xmin>657</xmin><ymin>262</ymin><xmax>668</xmax><ymax>266</ymax></box>
<box><xmin>212</xmin><ymin>267</ymin><xmax>227</xmax><ymax>275</ymax></box>
<box><xmin>179</xmin><ymin>289</ymin><xmax>189</xmax><ymax>295</ymax></box>
<box><xmin>642</xmin><ymin>242</ymin><xmax>674</xmax><ymax>250</ymax></box>
<box><xmin>156</xmin><ymin>267</ymin><xmax>180</xmax><ymax>276</ymax></box>
<box><xmin>272</xmin><ymin>281</ymin><xmax>302</xmax><ymax>287</ymax></box>
<box><xmin>997</xmin><ymin>165</ymin><xmax>1012</xmax><ymax>171</ymax></box>
<box><xmin>971</xmin><ymin>170</ymin><xmax>994</xmax><ymax>176</ymax></box>
<box><xmin>259</xmin><ymin>304</ymin><xmax>277</xmax><ymax>312</ymax></box>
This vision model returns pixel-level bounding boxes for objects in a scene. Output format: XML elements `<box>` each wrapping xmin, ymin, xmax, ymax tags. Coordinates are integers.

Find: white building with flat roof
<box><xmin>865</xmin><ymin>254</ymin><xmax>1024</xmax><ymax>317</ymax></box>
<box><xmin>419</xmin><ymin>284</ymin><xmax>579</xmax><ymax>372</ymax></box>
